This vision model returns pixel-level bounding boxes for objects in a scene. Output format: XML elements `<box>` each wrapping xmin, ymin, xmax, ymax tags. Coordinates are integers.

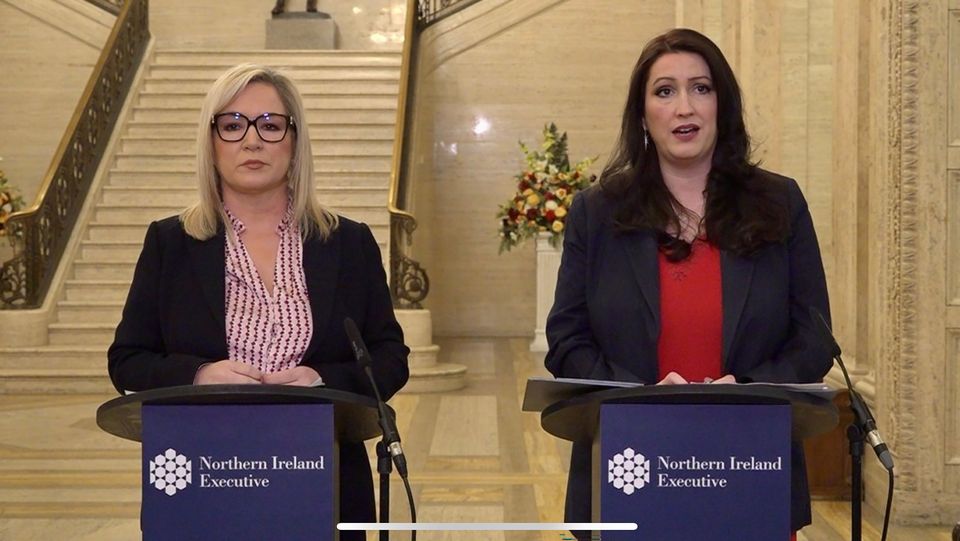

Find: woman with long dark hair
<box><xmin>545</xmin><ymin>28</ymin><xmax>832</xmax><ymax>539</ymax></box>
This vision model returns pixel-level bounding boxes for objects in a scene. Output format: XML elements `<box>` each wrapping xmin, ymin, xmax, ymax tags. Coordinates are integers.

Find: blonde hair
<box><xmin>180</xmin><ymin>63</ymin><xmax>338</xmax><ymax>240</ymax></box>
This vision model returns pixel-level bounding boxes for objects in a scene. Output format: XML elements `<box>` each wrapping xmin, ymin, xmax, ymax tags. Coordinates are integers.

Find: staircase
<box><xmin>0</xmin><ymin>49</ymin><xmax>400</xmax><ymax>393</ymax></box>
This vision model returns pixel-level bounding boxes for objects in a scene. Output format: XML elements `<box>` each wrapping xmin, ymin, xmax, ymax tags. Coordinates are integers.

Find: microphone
<box><xmin>344</xmin><ymin>317</ymin><xmax>408</xmax><ymax>478</ymax></box>
<box><xmin>809</xmin><ymin>307</ymin><xmax>894</xmax><ymax>471</ymax></box>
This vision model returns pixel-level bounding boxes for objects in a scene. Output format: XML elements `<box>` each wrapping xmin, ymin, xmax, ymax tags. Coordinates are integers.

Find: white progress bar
<box><xmin>338</xmin><ymin>523</ymin><xmax>637</xmax><ymax>531</ymax></box>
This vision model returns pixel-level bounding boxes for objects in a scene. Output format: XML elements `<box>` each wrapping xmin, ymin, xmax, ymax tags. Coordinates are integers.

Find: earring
<box><xmin>643</xmin><ymin>129</ymin><xmax>649</xmax><ymax>151</ymax></box>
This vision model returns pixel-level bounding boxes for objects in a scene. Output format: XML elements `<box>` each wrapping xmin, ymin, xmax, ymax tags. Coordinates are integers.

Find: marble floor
<box><xmin>0</xmin><ymin>337</ymin><xmax>953</xmax><ymax>540</ymax></box>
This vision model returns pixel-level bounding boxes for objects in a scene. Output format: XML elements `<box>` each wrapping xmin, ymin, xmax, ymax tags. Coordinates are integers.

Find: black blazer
<box><xmin>545</xmin><ymin>172</ymin><xmax>832</xmax><ymax>533</ymax></box>
<box><xmin>108</xmin><ymin>215</ymin><xmax>409</xmax><ymax>532</ymax></box>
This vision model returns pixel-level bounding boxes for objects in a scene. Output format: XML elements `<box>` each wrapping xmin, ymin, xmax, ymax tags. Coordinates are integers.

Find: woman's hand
<box><xmin>194</xmin><ymin>360</ymin><xmax>262</xmax><ymax>384</ymax></box>
<box><xmin>708</xmin><ymin>374</ymin><xmax>737</xmax><ymax>384</ymax></box>
<box><xmin>261</xmin><ymin>366</ymin><xmax>322</xmax><ymax>387</ymax></box>
<box><xmin>656</xmin><ymin>371</ymin><xmax>689</xmax><ymax>385</ymax></box>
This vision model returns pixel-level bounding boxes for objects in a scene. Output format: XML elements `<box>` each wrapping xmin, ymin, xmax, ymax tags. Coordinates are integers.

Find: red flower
<box><xmin>545</xmin><ymin>192</ymin><xmax>555</xmax><ymax>201</ymax></box>
<box><xmin>526</xmin><ymin>209</ymin><xmax>537</xmax><ymax>220</ymax></box>
<box><xmin>526</xmin><ymin>172</ymin><xmax>536</xmax><ymax>181</ymax></box>
<box><xmin>508</xmin><ymin>208</ymin><xmax>520</xmax><ymax>220</ymax></box>
<box><xmin>519</xmin><ymin>180</ymin><xmax>530</xmax><ymax>191</ymax></box>
<box><xmin>545</xmin><ymin>210</ymin><xmax>557</xmax><ymax>221</ymax></box>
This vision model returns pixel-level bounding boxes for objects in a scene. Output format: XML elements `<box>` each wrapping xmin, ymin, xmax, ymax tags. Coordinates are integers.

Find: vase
<box><xmin>530</xmin><ymin>231</ymin><xmax>562</xmax><ymax>353</ymax></box>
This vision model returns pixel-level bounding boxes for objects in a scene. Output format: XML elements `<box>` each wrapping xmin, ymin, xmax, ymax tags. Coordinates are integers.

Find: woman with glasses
<box><xmin>108</xmin><ymin>63</ymin><xmax>409</xmax><ymax>535</ymax></box>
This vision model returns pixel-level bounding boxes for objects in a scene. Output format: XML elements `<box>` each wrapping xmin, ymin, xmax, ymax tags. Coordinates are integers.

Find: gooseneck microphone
<box><xmin>809</xmin><ymin>307</ymin><xmax>894</xmax><ymax>472</ymax></box>
<box><xmin>343</xmin><ymin>317</ymin><xmax>409</xmax><ymax>478</ymax></box>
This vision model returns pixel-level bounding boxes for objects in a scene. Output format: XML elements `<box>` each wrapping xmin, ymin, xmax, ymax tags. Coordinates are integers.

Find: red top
<box><xmin>657</xmin><ymin>239</ymin><xmax>723</xmax><ymax>382</ymax></box>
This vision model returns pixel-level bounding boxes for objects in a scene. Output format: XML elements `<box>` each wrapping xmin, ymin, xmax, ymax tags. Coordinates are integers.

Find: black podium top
<box><xmin>96</xmin><ymin>384</ymin><xmax>381</xmax><ymax>444</ymax></box>
<box><xmin>536</xmin><ymin>384</ymin><xmax>838</xmax><ymax>442</ymax></box>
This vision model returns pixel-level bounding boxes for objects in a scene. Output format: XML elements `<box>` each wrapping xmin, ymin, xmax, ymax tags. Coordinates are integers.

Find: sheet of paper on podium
<box><xmin>522</xmin><ymin>376</ymin><xmax>835</xmax><ymax>412</ymax></box>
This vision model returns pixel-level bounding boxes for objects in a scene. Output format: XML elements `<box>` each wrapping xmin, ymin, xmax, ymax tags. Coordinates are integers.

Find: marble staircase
<box><xmin>0</xmin><ymin>49</ymin><xmax>402</xmax><ymax>393</ymax></box>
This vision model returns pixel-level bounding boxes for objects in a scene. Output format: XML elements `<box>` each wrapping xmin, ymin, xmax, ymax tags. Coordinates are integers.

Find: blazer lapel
<box><xmin>720</xmin><ymin>250</ymin><xmax>755</xmax><ymax>368</ymax></box>
<box><xmin>186</xmin><ymin>229</ymin><xmax>227</xmax><ymax>339</ymax></box>
<box><xmin>622</xmin><ymin>230</ymin><xmax>660</xmax><ymax>335</ymax></box>
<box><xmin>302</xmin><ymin>230</ymin><xmax>341</xmax><ymax>360</ymax></box>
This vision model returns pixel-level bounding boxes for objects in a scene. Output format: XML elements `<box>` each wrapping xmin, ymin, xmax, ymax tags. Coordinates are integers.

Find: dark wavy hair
<box><xmin>600</xmin><ymin>28</ymin><xmax>789</xmax><ymax>261</ymax></box>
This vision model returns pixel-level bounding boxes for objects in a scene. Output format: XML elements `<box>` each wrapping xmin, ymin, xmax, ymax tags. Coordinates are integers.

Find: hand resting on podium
<box><xmin>656</xmin><ymin>371</ymin><xmax>736</xmax><ymax>385</ymax></box>
<box><xmin>193</xmin><ymin>360</ymin><xmax>322</xmax><ymax>387</ymax></box>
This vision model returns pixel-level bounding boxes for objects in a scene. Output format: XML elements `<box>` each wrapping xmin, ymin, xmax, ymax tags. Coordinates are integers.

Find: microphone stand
<box><xmin>344</xmin><ymin>318</ymin><xmax>416</xmax><ymax>541</ymax></box>
<box><xmin>840</xmin><ymin>366</ymin><xmax>887</xmax><ymax>541</ymax></box>
<box><xmin>377</xmin><ymin>440</ymin><xmax>391</xmax><ymax>541</ymax></box>
<box><xmin>810</xmin><ymin>307</ymin><xmax>892</xmax><ymax>541</ymax></box>
<box><xmin>847</xmin><ymin>423</ymin><xmax>864</xmax><ymax>541</ymax></box>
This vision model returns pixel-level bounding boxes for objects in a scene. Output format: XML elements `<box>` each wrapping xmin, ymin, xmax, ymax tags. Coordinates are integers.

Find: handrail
<box><xmin>416</xmin><ymin>0</ymin><xmax>483</xmax><ymax>27</ymax></box>
<box><xmin>388</xmin><ymin>0</ymin><xmax>485</xmax><ymax>309</ymax></box>
<box><xmin>0</xmin><ymin>0</ymin><xmax>149</xmax><ymax>308</ymax></box>
<box><xmin>387</xmin><ymin>0</ymin><xmax>428</xmax><ymax>309</ymax></box>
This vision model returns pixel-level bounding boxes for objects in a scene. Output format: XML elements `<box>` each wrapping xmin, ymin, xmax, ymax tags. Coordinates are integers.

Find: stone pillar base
<box><xmin>395</xmin><ymin>309</ymin><xmax>466</xmax><ymax>393</ymax></box>
<box><xmin>265</xmin><ymin>12</ymin><xmax>336</xmax><ymax>49</ymax></box>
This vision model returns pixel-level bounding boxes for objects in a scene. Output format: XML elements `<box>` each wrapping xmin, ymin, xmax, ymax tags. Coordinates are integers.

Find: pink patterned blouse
<box><xmin>224</xmin><ymin>205</ymin><xmax>313</xmax><ymax>373</ymax></box>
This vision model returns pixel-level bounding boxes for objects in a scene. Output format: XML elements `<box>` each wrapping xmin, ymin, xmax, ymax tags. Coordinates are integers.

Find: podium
<box><xmin>524</xmin><ymin>380</ymin><xmax>838</xmax><ymax>540</ymax></box>
<box><xmin>97</xmin><ymin>385</ymin><xmax>381</xmax><ymax>541</ymax></box>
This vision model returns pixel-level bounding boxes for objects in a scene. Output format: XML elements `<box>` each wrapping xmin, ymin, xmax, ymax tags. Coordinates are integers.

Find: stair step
<box><xmin>152</xmin><ymin>50</ymin><xmax>401</xmax><ymax>67</ymax></box>
<box><xmin>85</xmin><ymin>220</ymin><xmax>390</xmax><ymax>246</ymax></box>
<box><xmin>143</xmin><ymin>79</ymin><xmax>399</xmax><ymax>95</ymax></box>
<box><xmin>79</xmin><ymin>241</ymin><xmax>145</xmax><ymax>262</ymax></box>
<box><xmin>107</xmin><ymin>169</ymin><xmax>391</xmax><ymax>187</ymax></box>
<box><xmin>81</xmin><ymin>218</ymin><xmax>387</xmax><ymax>245</ymax></box>
<box><xmin>137</xmin><ymin>93</ymin><xmax>399</xmax><ymax>110</ymax></box>
<box><xmin>86</xmin><ymin>223</ymin><xmax>152</xmax><ymax>242</ymax></box>
<box><xmin>119</xmin><ymin>137</ymin><xmax>394</xmax><ymax>155</ymax></box>
<box><xmin>57</xmin><ymin>301</ymin><xmax>123</xmax><ymax>323</ymax></box>
<box><xmin>124</xmin><ymin>121</ymin><xmax>396</xmax><ymax>139</ymax></box>
<box><xmin>0</xmin><ymin>345</ymin><xmax>108</xmax><ymax>370</ymax></box>
<box><xmin>100</xmin><ymin>186</ymin><xmax>388</xmax><ymax>206</ymax></box>
<box><xmin>148</xmin><ymin>66</ymin><xmax>400</xmax><ymax>82</ymax></box>
<box><xmin>0</xmin><ymin>368</ymin><xmax>115</xmax><ymax>394</ymax></box>
<box><xmin>113</xmin><ymin>154</ymin><xmax>392</xmax><ymax>172</ymax></box>
<box><xmin>72</xmin><ymin>261</ymin><xmax>136</xmax><ymax>280</ymax></box>
<box><xmin>63</xmin><ymin>280</ymin><xmax>133</xmax><ymax>302</ymax></box>
<box><xmin>48</xmin><ymin>323</ymin><xmax>116</xmax><ymax>346</ymax></box>
<box><xmin>132</xmin><ymin>107</ymin><xmax>396</xmax><ymax>124</ymax></box>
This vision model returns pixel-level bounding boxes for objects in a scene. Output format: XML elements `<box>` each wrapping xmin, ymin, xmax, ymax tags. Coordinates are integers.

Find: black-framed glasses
<box><xmin>211</xmin><ymin>112</ymin><xmax>296</xmax><ymax>143</ymax></box>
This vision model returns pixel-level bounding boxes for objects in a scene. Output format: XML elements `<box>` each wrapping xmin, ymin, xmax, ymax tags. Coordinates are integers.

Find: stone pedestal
<box><xmin>530</xmin><ymin>232</ymin><xmax>561</xmax><ymax>354</ymax></box>
<box><xmin>395</xmin><ymin>309</ymin><xmax>466</xmax><ymax>393</ymax></box>
<box><xmin>265</xmin><ymin>12</ymin><xmax>336</xmax><ymax>49</ymax></box>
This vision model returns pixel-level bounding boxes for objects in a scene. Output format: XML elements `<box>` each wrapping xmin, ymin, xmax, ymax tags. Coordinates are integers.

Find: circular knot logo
<box><xmin>607</xmin><ymin>447</ymin><xmax>650</xmax><ymax>495</ymax></box>
<box><xmin>149</xmin><ymin>448</ymin><xmax>192</xmax><ymax>496</ymax></box>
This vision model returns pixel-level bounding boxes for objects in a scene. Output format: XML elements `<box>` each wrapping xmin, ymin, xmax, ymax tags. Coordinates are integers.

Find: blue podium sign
<box><xmin>598</xmin><ymin>403</ymin><xmax>791</xmax><ymax>540</ymax></box>
<box><xmin>141</xmin><ymin>403</ymin><xmax>335</xmax><ymax>541</ymax></box>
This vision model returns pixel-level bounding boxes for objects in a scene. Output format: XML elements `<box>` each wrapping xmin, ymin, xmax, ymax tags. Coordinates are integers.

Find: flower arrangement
<box><xmin>496</xmin><ymin>123</ymin><xmax>596</xmax><ymax>253</ymax></box>
<box><xmin>0</xmin><ymin>158</ymin><xmax>25</xmax><ymax>237</ymax></box>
